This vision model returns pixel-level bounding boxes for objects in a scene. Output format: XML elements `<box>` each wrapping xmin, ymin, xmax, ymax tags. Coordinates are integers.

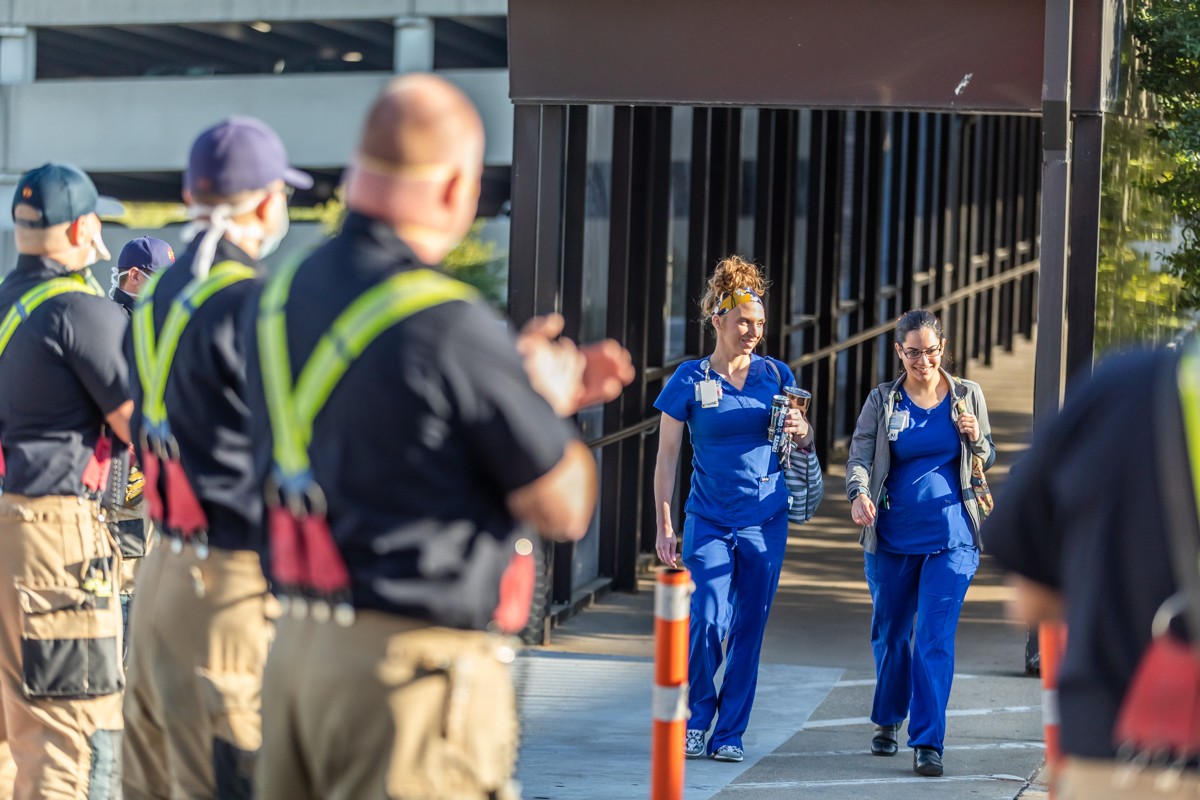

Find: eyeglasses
<box><xmin>900</xmin><ymin>345</ymin><xmax>943</xmax><ymax>360</ymax></box>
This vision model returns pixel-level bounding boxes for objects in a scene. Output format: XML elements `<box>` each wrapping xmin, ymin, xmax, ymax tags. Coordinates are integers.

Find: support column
<box><xmin>1034</xmin><ymin>0</ymin><xmax>1073</xmax><ymax>422</ymax></box>
<box><xmin>0</xmin><ymin>27</ymin><xmax>28</xmax><ymax>213</ymax></box>
<box><xmin>393</xmin><ymin>17</ymin><xmax>434</xmax><ymax>74</ymax></box>
<box><xmin>0</xmin><ymin>176</ymin><xmax>15</xmax><ymax>272</ymax></box>
<box><xmin>0</xmin><ymin>27</ymin><xmax>34</xmax><ymax>270</ymax></box>
<box><xmin>0</xmin><ymin>26</ymin><xmax>34</xmax><ymax>86</ymax></box>
<box><xmin>1064</xmin><ymin>112</ymin><xmax>1103</xmax><ymax>394</ymax></box>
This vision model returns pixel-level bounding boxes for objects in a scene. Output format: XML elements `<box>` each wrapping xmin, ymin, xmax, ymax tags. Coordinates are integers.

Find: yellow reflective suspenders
<box><xmin>0</xmin><ymin>274</ymin><xmax>100</xmax><ymax>355</ymax></box>
<box><xmin>1180</xmin><ymin>343</ymin><xmax>1200</xmax><ymax>525</ymax></box>
<box><xmin>131</xmin><ymin>260</ymin><xmax>256</xmax><ymax>549</ymax></box>
<box><xmin>133</xmin><ymin>260</ymin><xmax>256</xmax><ymax>433</ymax></box>
<box><xmin>0</xmin><ymin>273</ymin><xmax>102</xmax><ymax>491</ymax></box>
<box><xmin>257</xmin><ymin>261</ymin><xmax>475</xmax><ymax>624</ymax></box>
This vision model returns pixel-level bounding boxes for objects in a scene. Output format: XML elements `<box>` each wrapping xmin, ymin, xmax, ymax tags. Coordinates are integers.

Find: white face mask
<box><xmin>83</xmin><ymin>231</ymin><xmax>111</xmax><ymax>268</ymax></box>
<box><xmin>257</xmin><ymin>192</ymin><xmax>289</xmax><ymax>258</ymax></box>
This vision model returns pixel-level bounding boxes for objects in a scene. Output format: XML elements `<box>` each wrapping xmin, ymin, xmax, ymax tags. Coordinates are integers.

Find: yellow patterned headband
<box><xmin>716</xmin><ymin>288</ymin><xmax>764</xmax><ymax>315</ymax></box>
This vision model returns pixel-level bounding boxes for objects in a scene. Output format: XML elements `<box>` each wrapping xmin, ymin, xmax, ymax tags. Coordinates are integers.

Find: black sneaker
<box><xmin>870</xmin><ymin>723</ymin><xmax>900</xmax><ymax>756</ymax></box>
<box><xmin>913</xmin><ymin>746</ymin><xmax>943</xmax><ymax>777</ymax></box>
<box><xmin>1025</xmin><ymin>652</ymin><xmax>1041</xmax><ymax>677</ymax></box>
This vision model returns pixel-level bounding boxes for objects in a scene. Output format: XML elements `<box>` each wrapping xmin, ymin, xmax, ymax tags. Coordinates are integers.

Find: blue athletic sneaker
<box><xmin>685</xmin><ymin>729</ymin><xmax>706</xmax><ymax>758</ymax></box>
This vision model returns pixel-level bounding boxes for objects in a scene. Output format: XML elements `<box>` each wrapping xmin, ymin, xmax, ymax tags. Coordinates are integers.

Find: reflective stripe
<box><xmin>654</xmin><ymin>580</ymin><xmax>691</xmax><ymax>622</ymax></box>
<box><xmin>132</xmin><ymin>261</ymin><xmax>255</xmax><ymax>429</ymax></box>
<box><xmin>651</xmin><ymin>683</ymin><xmax>689</xmax><ymax>722</ymax></box>
<box><xmin>0</xmin><ymin>275</ymin><xmax>99</xmax><ymax>357</ymax></box>
<box><xmin>258</xmin><ymin>265</ymin><xmax>476</xmax><ymax>484</ymax></box>
<box><xmin>1179</xmin><ymin>344</ymin><xmax>1200</xmax><ymax>530</ymax></box>
<box><xmin>1041</xmin><ymin>687</ymin><xmax>1059</xmax><ymax>727</ymax></box>
<box><xmin>257</xmin><ymin>258</ymin><xmax>304</xmax><ymax>479</ymax></box>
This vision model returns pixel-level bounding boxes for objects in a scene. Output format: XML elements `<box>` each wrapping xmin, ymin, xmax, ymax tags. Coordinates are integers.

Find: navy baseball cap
<box><xmin>118</xmin><ymin>236</ymin><xmax>176</xmax><ymax>274</ymax></box>
<box><xmin>185</xmin><ymin>116</ymin><xmax>313</xmax><ymax>197</ymax></box>
<box><xmin>11</xmin><ymin>163</ymin><xmax>117</xmax><ymax>228</ymax></box>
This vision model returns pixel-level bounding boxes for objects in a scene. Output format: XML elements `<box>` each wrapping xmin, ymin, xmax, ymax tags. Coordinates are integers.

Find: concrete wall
<box><xmin>0</xmin><ymin>3</ymin><xmax>514</xmax><ymax>268</ymax></box>
<box><xmin>1</xmin><ymin>0</ymin><xmax>507</xmax><ymax>26</ymax></box>
<box><xmin>0</xmin><ymin>69</ymin><xmax>512</xmax><ymax>174</ymax></box>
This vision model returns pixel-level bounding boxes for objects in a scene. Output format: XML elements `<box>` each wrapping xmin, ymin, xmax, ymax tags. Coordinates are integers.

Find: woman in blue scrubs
<box><xmin>846</xmin><ymin>309</ymin><xmax>994</xmax><ymax>778</ymax></box>
<box><xmin>652</xmin><ymin>255</ymin><xmax>811</xmax><ymax>763</ymax></box>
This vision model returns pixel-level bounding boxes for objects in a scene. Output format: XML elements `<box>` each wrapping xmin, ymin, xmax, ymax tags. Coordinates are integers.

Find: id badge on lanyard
<box><xmin>887</xmin><ymin>409</ymin><xmax>909</xmax><ymax>441</ymax></box>
<box><xmin>696</xmin><ymin>360</ymin><xmax>723</xmax><ymax>409</ymax></box>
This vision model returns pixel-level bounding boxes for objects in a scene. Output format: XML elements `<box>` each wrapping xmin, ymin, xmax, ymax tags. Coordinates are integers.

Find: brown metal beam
<box><xmin>510</xmin><ymin>0</ymin><xmax>1045</xmax><ymax>113</ymax></box>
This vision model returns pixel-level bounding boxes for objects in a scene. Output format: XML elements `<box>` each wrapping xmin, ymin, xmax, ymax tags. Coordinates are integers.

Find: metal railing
<box><xmin>585</xmin><ymin>260</ymin><xmax>1039</xmax><ymax>453</ymax></box>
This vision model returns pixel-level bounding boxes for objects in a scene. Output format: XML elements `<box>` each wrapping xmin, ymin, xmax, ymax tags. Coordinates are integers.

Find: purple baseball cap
<box><xmin>118</xmin><ymin>236</ymin><xmax>176</xmax><ymax>274</ymax></box>
<box><xmin>185</xmin><ymin>116</ymin><xmax>313</xmax><ymax>197</ymax></box>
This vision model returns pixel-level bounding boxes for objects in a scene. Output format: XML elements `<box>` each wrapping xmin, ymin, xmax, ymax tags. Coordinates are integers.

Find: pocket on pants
<box><xmin>16</xmin><ymin>583</ymin><xmax>123</xmax><ymax>698</ymax></box>
<box><xmin>198</xmin><ymin>668</ymin><xmax>260</xmax><ymax>800</ymax></box>
<box><xmin>442</xmin><ymin>654</ymin><xmax>517</xmax><ymax>791</ymax></box>
<box><xmin>389</xmin><ymin>642</ymin><xmax>519</xmax><ymax>798</ymax></box>
<box><xmin>109</xmin><ymin>517</ymin><xmax>148</xmax><ymax>560</ymax></box>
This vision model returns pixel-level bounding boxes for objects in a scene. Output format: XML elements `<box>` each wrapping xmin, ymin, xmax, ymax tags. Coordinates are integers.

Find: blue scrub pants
<box><xmin>864</xmin><ymin>546</ymin><xmax>979</xmax><ymax>754</ymax></box>
<box><xmin>682</xmin><ymin>510</ymin><xmax>788</xmax><ymax>753</ymax></box>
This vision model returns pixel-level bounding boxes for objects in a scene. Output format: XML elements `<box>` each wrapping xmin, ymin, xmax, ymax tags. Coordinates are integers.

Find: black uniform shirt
<box><xmin>112</xmin><ymin>287</ymin><xmax>136</xmax><ymax>318</ymax></box>
<box><xmin>243</xmin><ymin>212</ymin><xmax>576</xmax><ymax>630</ymax></box>
<box><xmin>984</xmin><ymin>347</ymin><xmax>1186</xmax><ymax>759</ymax></box>
<box><xmin>123</xmin><ymin>236</ymin><xmax>264</xmax><ymax>550</ymax></box>
<box><xmin>0</xmin><ymin>255</ymin><xmax>130</xmax><ymax>496</ymax></box>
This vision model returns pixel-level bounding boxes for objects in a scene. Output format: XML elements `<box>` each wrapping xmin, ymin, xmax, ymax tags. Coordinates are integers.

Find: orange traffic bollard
<box><xmin>652</xmin><ymin>568</ymin><xmax>692</xmax><ymax>800</ymax></box>
<box><xmin>1039</xmin><ymin>621</ymin><xmax>1068</xmax><ymax>798</ymax></box>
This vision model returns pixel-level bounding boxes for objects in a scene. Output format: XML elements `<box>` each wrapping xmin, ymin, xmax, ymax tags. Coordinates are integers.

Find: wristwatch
<box><xmin>849</xmin><ymin>486</ymin><xmax>867</xmax><ymax>502</ymax></box>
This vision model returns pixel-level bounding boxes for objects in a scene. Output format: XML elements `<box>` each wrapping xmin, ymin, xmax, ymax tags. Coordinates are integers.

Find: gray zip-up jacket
<box><xmin>845</xmin><ymin>368</ymin><xmax>995</xmax><ymax>554</ymax></box>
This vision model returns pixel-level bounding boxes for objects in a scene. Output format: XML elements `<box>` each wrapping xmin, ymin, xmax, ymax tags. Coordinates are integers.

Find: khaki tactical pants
<box><xmin>122</xmin><ymin>540</ymin><xmax>273</xmax><ymax>800</ymax></box>
<box><xmin>1057</xmin><ymin>757</ymin><xmax>1200</xmax><ymax>798</ymax></box>
<box><xmin>0</xmin><ymin>494</ymin><xmax>125</xmax><ymax>800</ymax></box>
<box><xmin>256</xmin><ymin>612</ymin><xmax>521</xmax><ymax>800</ymax></box>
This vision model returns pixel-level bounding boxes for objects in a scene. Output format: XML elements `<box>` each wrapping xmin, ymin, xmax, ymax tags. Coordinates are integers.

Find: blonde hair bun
<box><xmin>700</xmin><ymin>255</ymin><xmax>769</xmax><ymax>321</ymax></box>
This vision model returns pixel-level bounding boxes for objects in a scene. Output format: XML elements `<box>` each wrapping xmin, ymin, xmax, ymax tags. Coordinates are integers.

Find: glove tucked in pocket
<box><xmin>16</xmin><ymin>582</ymin><xmax>123</xmax><ymax>699</ymax></box>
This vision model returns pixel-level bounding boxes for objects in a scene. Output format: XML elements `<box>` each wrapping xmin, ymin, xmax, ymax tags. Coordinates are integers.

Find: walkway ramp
<box><xmin>518</xmin><ymin>336</ymin><xmax>1043</xmax><ymax>800</ymax></box>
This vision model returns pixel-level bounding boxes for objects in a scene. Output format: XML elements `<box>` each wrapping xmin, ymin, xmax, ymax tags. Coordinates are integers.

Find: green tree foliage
<box><xmin>312</xmin><ymin>194</ymin><xmax>508</xmax><ymax>310</ymax></box>
<box><xmin>1094</xmin><ymin>114</ymin><xmax>1186</xmax><ymax>351</ymax></box>
<box><xmin>442</xmin><ymin>221</ymin><xmax>508</xmax><ymax>311</ymax></box>
<box><xmin>115</xmin><ymin>194</ymin><xmax>510</xmax><ymax>311</ymax></box>
<box><xmin>1132</xmin><ymin>0</ymin><xmax>1200</xmax><ymax>309</ymax></box>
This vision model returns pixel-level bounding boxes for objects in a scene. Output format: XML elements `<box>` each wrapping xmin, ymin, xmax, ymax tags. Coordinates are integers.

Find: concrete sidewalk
<box><xmin>517</xmin><ymin>336</ymin><xmax>1046</xmax><ymax>799</ymax></box>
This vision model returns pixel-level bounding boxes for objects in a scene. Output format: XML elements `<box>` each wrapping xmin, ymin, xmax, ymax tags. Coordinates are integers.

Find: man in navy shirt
<box><xmin>0</xmin><ymin>163</ymin><xmax>131</xmax><ymax>798</ymax></box>
<box><xmin>985</xmin><ymin>346</ymin><xmax>1194</xmax><ymax>794</ymax></box>
<box><xmin>247</xmin><ymin>74</ymin><xmax>632</xmax><ymax>800</ymax></box>
<box><xmin>121</xmin><ymin>119</ymin><xmax>310</xmax><ymax>800</ymax></box>
<box><xmin>108</xmin><ymin>235</ymin><xmax>175</xmax><ymax>653</ymax></box>
<box><xmin>110</xmin><ymin>236</ymin><xmax>175</xmax><ymax>317</ymax></box>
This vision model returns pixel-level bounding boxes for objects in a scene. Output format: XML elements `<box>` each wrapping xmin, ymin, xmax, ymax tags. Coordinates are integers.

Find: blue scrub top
<box><xmin>654</xmin><ymin>354</ymin><xmax>794</xmax><ymax>528</ymax></box>
<box><xmin>876</xmin><ymin>389</ymin><xmax>974</xmax><ymax>554</ymax></box>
